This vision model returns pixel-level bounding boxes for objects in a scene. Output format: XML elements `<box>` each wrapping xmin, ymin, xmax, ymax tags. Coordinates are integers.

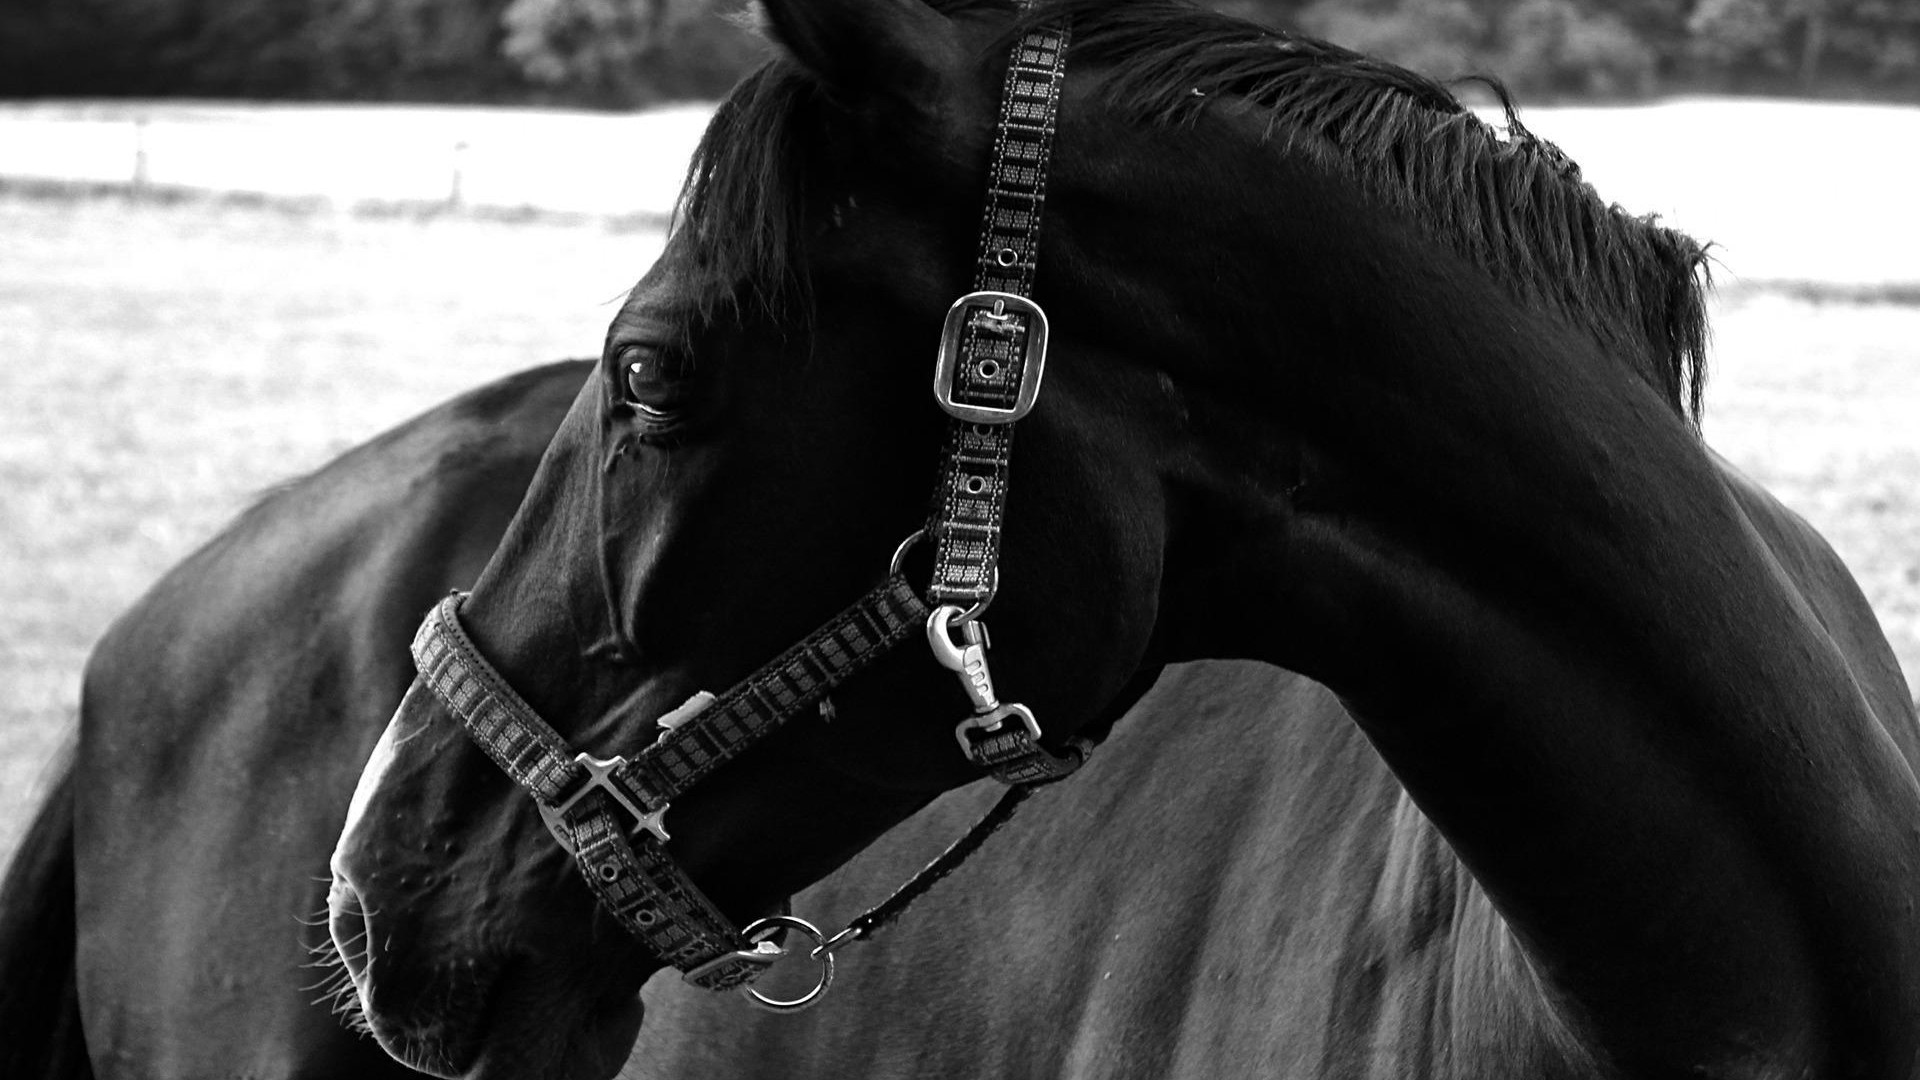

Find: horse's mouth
<box><xmin>326</xmin><ymin>891</ymin><xmax>646</xmax><ymax>1079</ymax></box>
<box><xmin>324</xmin><ymin>874</ymin><xmax>493</xmax><ymax>1077</ymax></box>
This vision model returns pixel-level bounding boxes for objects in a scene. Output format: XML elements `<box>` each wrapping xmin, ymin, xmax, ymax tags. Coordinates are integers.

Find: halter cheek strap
<box><xmin>925</xmin><ymin>16</ymin><xmax>1084</xmax><ymax>786</ymax></box>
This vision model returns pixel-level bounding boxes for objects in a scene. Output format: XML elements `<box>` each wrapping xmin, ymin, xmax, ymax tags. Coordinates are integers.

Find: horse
<box><xmin>3</xmin><ymin>1</ymin><xmax>1915</xmax><ymax>1078</ymax></box>
<box><xmin>0</xmin><ymin>360</ymin><xmax>593</xmax><ymax>1079</ymax></box>
<box><xmin>0</xmin><ymin>357</ymin><xmax>1546</xmax><ymax>1080</ymax></box>
<box><xmin>314</xmin><ymin>0</ymin><xmax>1920</xmax><ymax>1077</ymax></box>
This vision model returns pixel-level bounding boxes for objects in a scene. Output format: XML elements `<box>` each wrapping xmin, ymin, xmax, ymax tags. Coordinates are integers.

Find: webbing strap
<box><xmin>641</xmin><ymin>576</ymin><xmax>926</xmax><ymax>800</ymax></box>
<box><xmin>413</xmin><ymin>595</ymin><xmax>601</xmax><ymax>806</ymax></box>
<box><xmin>842</xmin><ymin>783</ymin><xmax>1034</xmax><ymax>942</ymax></box>
<box><xmin>567</xmin><ymin>806</ymin><xmax>757</xmax><ymax>985</ymax></box>
<box><xmin>964</xmin><ymin>726</ymin><xmax>1089</xmax><ymax>784</ymax></box>
<box><xmin>926</xmin><ymin>20</ymin><xmax>1069</xmax><ymax>609</ymax></box>
<box><xmin>411</xmin><ymin>575</ymin><xmax>928</xmax><ymax>986</ymax></box>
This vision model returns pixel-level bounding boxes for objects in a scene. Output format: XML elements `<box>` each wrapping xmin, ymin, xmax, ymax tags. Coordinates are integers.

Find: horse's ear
<box><xmin>757</xmin><ymin>0</ymin><xmax>963</xmax><ymax>106</ymax></box>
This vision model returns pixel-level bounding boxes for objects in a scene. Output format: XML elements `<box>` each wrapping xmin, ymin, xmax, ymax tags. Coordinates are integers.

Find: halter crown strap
<box><xmin>926</xmin><ymin>20</ymin><xmax>1068</xmax><ymax>610</ymax></box>
<box><xmin>926</xmin><ymin>17</ymin><xmax>1083</xmax><ymax>785</ymax></box>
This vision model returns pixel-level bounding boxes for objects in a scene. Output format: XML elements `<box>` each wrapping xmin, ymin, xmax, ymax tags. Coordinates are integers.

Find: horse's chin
<box><xmin>357</xmin><ymin>960</ymin><xmax>646</xmax><ymax>1080</ymax></box>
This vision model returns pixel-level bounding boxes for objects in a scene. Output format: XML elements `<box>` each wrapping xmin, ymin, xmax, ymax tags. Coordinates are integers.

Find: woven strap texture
<box><xmin>925</xmin><ymin>19</ymin><xmax>1085</xmax><ymax>786</ymax></box>
<box><xmin>636</xmin><ymin>576</ymin><xmax>926</xmax><ymax>801</ymax></box>
<box><xmin>926</xmin><ymin>21</ymin><xmax>1069</xmax><ymax>609</ymax></box>
<box><xmin>411</xmin><ymin>576</ymin><xmax>927</xmax><ymax>985</ymax></box>
<box><xmin>964</xmin><ymin>726</ymin><xmax>1088</xmax><ymax>784</ymax></box>
<box><xmin>413</xmin><ymin>594</ymin><xmax>589</xmax><ymax>804</ymax></box>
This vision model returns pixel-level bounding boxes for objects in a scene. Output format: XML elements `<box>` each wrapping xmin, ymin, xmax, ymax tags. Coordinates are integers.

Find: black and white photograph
<box><xmin>3</xmin><ymin>0</ymin><xmax>1917</xmax><ymax>1076</ymax></box>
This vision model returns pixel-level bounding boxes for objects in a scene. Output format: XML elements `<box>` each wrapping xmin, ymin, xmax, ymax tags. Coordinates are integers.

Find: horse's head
<box><xmin>326</xmin><ymin>4</ymin><xmax>1186</xmax><ymax>1075</ymax></box>
<box><xmin>329</xmin><ymin>0</ymin><xmax>1716</xmax><ymax>1075</ymax></box>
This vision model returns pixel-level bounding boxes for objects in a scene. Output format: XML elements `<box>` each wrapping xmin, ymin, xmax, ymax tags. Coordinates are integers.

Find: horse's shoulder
<box><xmin>86</xmin><ymin>359</ymin><xmax>589</xmax><ymax>689</ymax></box>
<box><xmin>66</xmin><ymin>363</ymin><xmax>588</xmax><ymax>1080</ymax></box>
<box><xmin>77</xmin><ymin>359</ymin><xmax>588</xmax><ymax>810</ymax></box>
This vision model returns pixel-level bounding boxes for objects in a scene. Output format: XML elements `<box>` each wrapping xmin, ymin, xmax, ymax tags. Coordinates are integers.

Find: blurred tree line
<box><xmin>1</xmin><ymin>0</ymin><xmax>1915</xmax><ymax>105</ymax></box>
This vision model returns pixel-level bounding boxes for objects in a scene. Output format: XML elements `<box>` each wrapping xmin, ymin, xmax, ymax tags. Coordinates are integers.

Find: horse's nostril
<box><xmin>326</xmin><ymin>875</ymin><xmax>373</xmax><ymax>988</ymax></box>
<box><xmin>323</xmin><ymin>872</ymin><xmax>492</xmax><ymax>1077</ymax></box>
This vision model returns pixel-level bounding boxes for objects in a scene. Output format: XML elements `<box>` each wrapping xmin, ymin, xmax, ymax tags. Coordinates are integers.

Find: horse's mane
<box><xmin>671</xmin><ymin>0</ymin><xmax>1712</xmax><ymax>421</ymax></box>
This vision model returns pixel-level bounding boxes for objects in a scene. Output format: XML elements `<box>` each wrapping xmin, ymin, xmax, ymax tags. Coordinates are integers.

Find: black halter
<box><xmin>408</xmin><ymin>12</ymin><xmax>1076</xmax><ymax>1012</ymax></box>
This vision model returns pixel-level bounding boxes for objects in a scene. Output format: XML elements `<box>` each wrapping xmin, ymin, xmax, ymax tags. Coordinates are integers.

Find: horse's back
<box><xmin>632</xmin><ymin>661</ymin><xmax>1597</xmax><ymax>1080</ymax></box>
<box><xmin>71</xmin><ymin>361</ymin><xmax>588</xmax><ymax>1078</ymax></box>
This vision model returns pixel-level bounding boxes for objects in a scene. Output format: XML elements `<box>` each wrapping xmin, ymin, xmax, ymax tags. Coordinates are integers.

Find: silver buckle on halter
<box><xmin>933</xmin><ymin>290</ymin><xmax>1049</xmax><ymax>424</ymax></box>
<box><xmin>538</xmin><ymin>752</ymin><xmax>671</xmax><ymax>855</ymax></box>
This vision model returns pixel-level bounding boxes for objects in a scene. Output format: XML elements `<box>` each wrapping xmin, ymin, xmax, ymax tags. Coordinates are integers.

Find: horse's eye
<box><xmin>617</xmin><ymin>344</ymin><xmax>690</xmax><ymax>423</ymax></box>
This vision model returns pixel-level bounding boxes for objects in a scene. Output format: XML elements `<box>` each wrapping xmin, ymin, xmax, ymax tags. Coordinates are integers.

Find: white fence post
<box><xmin>132</xmin><ymin>115</ymin><xmax>149</xmax><ymax>198</ymax></box>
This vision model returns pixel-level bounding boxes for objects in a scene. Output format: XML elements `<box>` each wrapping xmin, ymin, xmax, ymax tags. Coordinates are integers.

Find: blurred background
<box><xmin>2</xmin><ymin>0</ymin><xmax>1916</xmax><ymax>872</ymax></box>
<box><xmin>2</xmin><ymin>0</ymin><xmax>1916</xmax><ymax>104</ymax></box>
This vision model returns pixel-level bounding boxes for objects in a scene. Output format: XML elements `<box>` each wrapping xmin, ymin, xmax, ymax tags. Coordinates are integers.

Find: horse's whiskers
<box><xmin>302</xmin><ymin>907</ymin><xmax>375</xmax><ymax>1036</ymax></box>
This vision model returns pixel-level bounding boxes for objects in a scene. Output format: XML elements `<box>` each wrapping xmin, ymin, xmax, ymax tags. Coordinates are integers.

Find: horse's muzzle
<box><xmin>326</xmin><ymin>872</ymin><xmax>492</xmax><ymax>1078</ymax></box>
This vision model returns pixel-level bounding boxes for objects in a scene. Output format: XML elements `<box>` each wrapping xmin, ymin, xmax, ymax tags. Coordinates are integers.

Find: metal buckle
<box><xmin>538</xmin><ymin>752</ymin><xmax>670</xmax><ymax>855</ymax></box>
<box><xmin>933</xmin><ymin>290</ymin><xmax>1048</xmax><ymax>424</ymax></box>
<box><xmin>691</xmin><ymin>907</ymin><xmax>833</xmax><ymax>1006</ymax></box>
<box><xmin>681</xmin><ymin>936</ymin><xmax>787</xmax><ymax>994</ymax></box>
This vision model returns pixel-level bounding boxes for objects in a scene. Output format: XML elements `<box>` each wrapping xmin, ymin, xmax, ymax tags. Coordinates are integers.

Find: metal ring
<box><xmin>891</xmin><ymin>528</ymin><xmax>993</xmax><ymax>622</ymax></box>
<box><xmin>888</xmin><ymin>529</ymin><xmax>926</xmax><ymax>577</ymax></box>
<box><xmin>739</xmin><ymin>915</ymin><xmax>835</xmax><ymax>1013</ymax></box>
<box><xmin>947</xmin><ymin>568</ymin><xmax>998</xmax><ymax>625</ymax></box>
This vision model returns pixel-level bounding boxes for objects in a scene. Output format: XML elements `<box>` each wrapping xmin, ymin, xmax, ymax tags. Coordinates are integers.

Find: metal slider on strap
<box><xmin>933</xmin><ymin>291</ymin><xmax>1049</xmax><ymax>424</ymax></box>
<box><xmin>536</xmin><ymin>753</ymin><xmax>669</xmax><ymax>855</ymax></box>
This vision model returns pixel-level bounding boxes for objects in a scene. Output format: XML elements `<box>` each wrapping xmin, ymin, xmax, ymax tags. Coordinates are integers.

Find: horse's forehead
<box><xmin>610</xmin><ymin>250</ymin><xmax>707</xmax><ymax>340</ymax></box>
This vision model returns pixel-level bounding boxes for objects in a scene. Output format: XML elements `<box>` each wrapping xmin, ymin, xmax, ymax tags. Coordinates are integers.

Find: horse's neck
<box><xmin>1708</xmin><ymin>450</ymin><xmax>1919</xmax><ymax>748</ymax></box>
<box><xmin>1211</xmin><ymin>357</ymin><xmax>1920</xmax><ymax>1070</ymax></box>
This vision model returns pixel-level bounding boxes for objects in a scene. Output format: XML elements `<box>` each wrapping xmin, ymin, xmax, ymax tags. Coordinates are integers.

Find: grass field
<box><xmin>0</xmin><ymin>193</ymin><xmax>667</xmax><ymax>860</ymax></box>
<box><xmin>1</xmin><ymin>190</ymin><xmax>1917</xmax><ymax>870</ymax></box>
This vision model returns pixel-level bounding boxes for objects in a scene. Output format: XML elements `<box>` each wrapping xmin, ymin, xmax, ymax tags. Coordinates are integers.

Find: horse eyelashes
<box><xmin>616</xmin><ymin>344</ymin><xmax>701</xmax><ymax>438</ymax></box>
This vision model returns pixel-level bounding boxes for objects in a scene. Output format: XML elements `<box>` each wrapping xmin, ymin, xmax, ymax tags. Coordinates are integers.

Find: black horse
<box><xmin>327</xmin><ymin>0</ymin><xmax>1920</xmax><ymax>1076</ymax></box>
<box><xmin>7</xmin><ymin>0</ymin><xmax>1919</xmax><ymax>1077</ymax></box>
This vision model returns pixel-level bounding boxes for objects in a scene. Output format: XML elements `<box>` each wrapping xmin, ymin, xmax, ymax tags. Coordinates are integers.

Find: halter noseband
<box><xmin>408</xmin><ymin>13</ymin><xmax>1076</xmax><ymax>1012</ymax></box>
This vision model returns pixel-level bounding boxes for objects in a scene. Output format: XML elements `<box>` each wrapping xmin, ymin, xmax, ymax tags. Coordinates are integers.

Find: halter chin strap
<box><xmin>408</xmin><ymin>10</ymin><xmax>1079</xmax><ymax>1006</ymax></box>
